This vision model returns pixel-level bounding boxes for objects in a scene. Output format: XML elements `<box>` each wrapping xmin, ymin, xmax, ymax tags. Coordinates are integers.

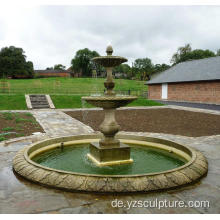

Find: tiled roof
<box><xmin>35</xmin><ymin>70</ymin><xmax>72</xmax><ymax>74</ymax></box>
<box><xmin>147</xmin><ymin>56</ymin><xmax>220</xmax><ymax>84</ymax></box>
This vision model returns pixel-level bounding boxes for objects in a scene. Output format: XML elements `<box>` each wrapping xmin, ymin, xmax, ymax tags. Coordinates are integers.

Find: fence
<box><xmin>115</xmin><ymin>90</ymin><xmax>148</xmax><ymax>98</ymax></box>
<box><xmin>0</xmin><ymin>79</ymin><xmax>148</xmax><ymax>98</ymax></box>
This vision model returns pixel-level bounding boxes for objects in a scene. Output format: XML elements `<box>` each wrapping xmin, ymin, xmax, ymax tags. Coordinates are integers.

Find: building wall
<box><xmin>148</xmin><ymin>81</ymin><xmax>220</xmax><ymax>104</ymax></box>
<box><xmin>148</xmin><ymin>84</ymin><xmax>162</xmax><ymax>100</ymax></box>
<box><xmin>37</xmin><ymin>72</ymin><xmax>70</xmax><ymax>77</ymax></box>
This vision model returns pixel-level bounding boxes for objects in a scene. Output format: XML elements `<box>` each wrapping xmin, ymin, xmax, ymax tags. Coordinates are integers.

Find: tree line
<box><xmin>1</xmin><ymin>44</ymin><xmax>220</xmax><ymax>80</ymax></box>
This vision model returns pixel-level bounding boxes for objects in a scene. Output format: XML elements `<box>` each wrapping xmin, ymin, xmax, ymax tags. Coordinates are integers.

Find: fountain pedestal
<box><xmin>82</xmin><ymin>45</ymin><xmax>137</xmax><ymax>166</ymax></box>
<box><xmin>87</xmin><ymin>142</ymin><xmax>133</xmax><ymax>166</ymax></box>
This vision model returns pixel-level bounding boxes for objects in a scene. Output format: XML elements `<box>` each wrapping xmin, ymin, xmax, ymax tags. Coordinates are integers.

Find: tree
<box><xmin>46</xmin><ymin>64</ymin><xmax>66</xmax><ymax>70</ymax></box>
<box><xmin>181</xmin><ymin>49</ymin><xmax>215</xmax><ymax>62</ymax></box>
<box><xmin>46</xmin><ymin>67</ymin><xmax>53</xmax><ymax>70</ymax></box>
<box><xmin>54</xmin><ymin>64</ymin><xmax>66</xmax><ymax>70</ymax></box>
<box><xmin>113</xmin><ymin>64</ymin><xmax>131</xmax><ymax>78</ymax></box>
<box><xmin>133</xmin><ymin>58</ymin><xmax>154</xmax><ymax>80</ymax></box>
<box><xmin>71</xmin><ymin>48</ymin><xmax>100</xmax><ymax>77</ymax></box>
<box><xmin>152</xmin><ymin>63</ymin><xmax>170</xmax><ymax>74</ymax></box>
<box><xmin>171</xmin><ymin>43</ymin><xmax>216</xmax><ymax>64</ymax></box>
<box><xmin>216</xmin><ymin>49</ymin><xmax>220</xmax><ymax>56</ymax></box>
<box><xmin>0</xmin><ymin>46</ymin><xmax>34</xmax><ymax>78</ymax></box>
<box><xmin>171</xmin><ymin>43</ymin><xmax>192</xmax><ymax>64</ymax></box>
<box><xmin>113</xmin><ymin>64</ymin><xmax>131</xmax><ymax>73</ymax></box>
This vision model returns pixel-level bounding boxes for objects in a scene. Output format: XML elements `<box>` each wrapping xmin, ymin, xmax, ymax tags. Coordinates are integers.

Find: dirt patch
<box><xmin>65</xmin><ymin>108</ymin><xmax>220</xmax><ymax>137</ymax></box>
<box><xmin>0</xmin><ymin>112</ymin><xmax>44</xmax><ymax>141</ymax></box>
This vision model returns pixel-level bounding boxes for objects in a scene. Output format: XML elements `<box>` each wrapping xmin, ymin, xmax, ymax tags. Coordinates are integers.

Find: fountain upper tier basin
<box><xmin>92</xmin><ymin>56</ymin><xmax>128</xmax><ymax>67</ymax></box>
<box><xmin>82</xmin><ymin>95</ymin><xmax>137</xmax><ymax>109</ymax></box>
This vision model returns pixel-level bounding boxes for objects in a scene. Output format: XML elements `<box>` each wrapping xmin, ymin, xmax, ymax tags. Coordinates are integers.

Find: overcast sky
<box><xmin>0</xmin><ymin>5</ymin><xmax>220</xmax><ymax>69</ymax></box>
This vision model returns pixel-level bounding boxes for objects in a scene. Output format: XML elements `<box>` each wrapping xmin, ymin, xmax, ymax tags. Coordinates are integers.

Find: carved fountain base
<box><xmin>87</xmin><ymin>142</ymin><xmax>133</xmax><ymax>166</ymax></box>
<box><xmin>86</xmin><ymin>106</ymin><xmax>134</xmax><ymax>166</ymax></box>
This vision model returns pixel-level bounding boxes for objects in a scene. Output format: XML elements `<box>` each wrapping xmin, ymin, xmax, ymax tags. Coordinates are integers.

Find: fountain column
<box><xmin>83</xmin><ymin>45</ymin><xmax>137</xmax><ymax>166</ymax></box>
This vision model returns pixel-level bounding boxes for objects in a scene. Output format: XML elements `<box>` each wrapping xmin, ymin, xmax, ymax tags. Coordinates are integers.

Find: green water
<box><xmin>32</xmin><ymin>144</ymin><xmax>186</xmax><ymax>175</ymax></box>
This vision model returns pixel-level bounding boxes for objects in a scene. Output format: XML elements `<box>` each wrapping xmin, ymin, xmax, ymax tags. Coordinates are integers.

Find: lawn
<box><xmin>0</xmin><ymin>77</ymin><xmax>147</xmax><ymax>95</ymax></box>
<box><xmin>0</xmin><ymin>94</ymin><xmax>162</xmax><ymax>110</ymax></box>
<box><xmin>0</xmin><ymin>95</ymin><xmax>27</xmax><ymax>110</ymax></box>
<box><xmin>51</xmin><ymin>95</ymin><xmax>163</xmax><ymax>109</ymax></box>
<box><xmin>0</xmin><ymin>78</ymin><xmax>163</xmax><ymax>109</ymax></box>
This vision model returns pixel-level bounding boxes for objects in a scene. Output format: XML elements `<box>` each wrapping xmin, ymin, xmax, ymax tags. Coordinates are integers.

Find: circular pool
<box><xmin>13</xmin><ymin>133</ymin><xmax>208</xmax><ymax>193</ymax></box>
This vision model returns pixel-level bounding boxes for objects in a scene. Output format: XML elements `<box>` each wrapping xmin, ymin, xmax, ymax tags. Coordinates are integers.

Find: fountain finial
<box><xmin>106</xmin><ymin>45</ymin><xmax>113</xmax><ymax>56</ymax></box>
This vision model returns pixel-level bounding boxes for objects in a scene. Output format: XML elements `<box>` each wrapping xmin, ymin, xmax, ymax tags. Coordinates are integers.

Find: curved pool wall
<box><xmin>13</xmin><ymin>133</ymin><xmax>208</xmax><ymax>193</ymax></box>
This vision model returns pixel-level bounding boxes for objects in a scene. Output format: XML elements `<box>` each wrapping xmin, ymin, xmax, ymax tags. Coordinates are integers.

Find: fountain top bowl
<box><xmin>92</xmin><ymin>45</ymin><xmax>127</xmax><ymax>67</ymax></box>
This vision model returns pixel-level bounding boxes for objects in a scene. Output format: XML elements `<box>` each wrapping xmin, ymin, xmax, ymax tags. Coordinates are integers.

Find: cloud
<box><xmin>0</xmin><ymin>5</ymin><xmax>220</xmax><ymax>69</ymax></box>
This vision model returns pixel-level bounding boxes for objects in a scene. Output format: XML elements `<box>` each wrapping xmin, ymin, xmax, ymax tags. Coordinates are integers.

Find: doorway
<box><xmin>162</xmin><ymin>83</ymin><xmax>168</xmax><ymax>99</ymax></box>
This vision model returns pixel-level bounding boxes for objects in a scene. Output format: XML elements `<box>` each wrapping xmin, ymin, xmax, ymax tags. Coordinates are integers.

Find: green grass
<box><xmin>0</xmin><ymin>95</ymin><xmax>27</xmax><ymax>110</ymax></box>
<box><xmin>0</xmin><ymin>112</ymin><xmax>42</xmax><ymax>142</ymax></box>
<box><xmin>51</xmin><ymin>95</ymin><xmax>163</xmax><ymax>109</ymax></box>
<box><xmin>127</xmin><ymin>98</ymin><xmax>164</xmax><ymax>107</ymax></box>
<box><xmin>2</xmin><ymin>127</ymin><xmax>14</xmax><ymax>131</ymax></box>
<box><xmin>0</xmin><ymin>137</ymin><xmax>6</xmax><ymax>141</ymax></box>
<box><xmin>15</xmin><ymin>133</ymin><xmax>25</xmax><ymax>137</ymax></box>
<box><xmin>0</xmin><ymin>78</ymin><xmax>164</xmax><ymax>110</ymax></box>
<box><xmin>24</xmin><ymin>112</ymin><xmax>32</xmax><ymax>117</ymax></box>
<box><xmin>0</xmin><ymin>94</ymin><xmax>163</xmax><ymax>110</ymax></box>
<box><xmin>2</xmin><ymin>112</ymin><xmax>14</xmax><ymax>120</ymax></box>
<box><xmin>0</xmin><ymin>77</ymin><xmax>147</xmax><ymax>95</ymax></box>
<box><xmin>50</xmin><ymin>95</ymin><xmax>93</xmax><ymax>108</ymax></box>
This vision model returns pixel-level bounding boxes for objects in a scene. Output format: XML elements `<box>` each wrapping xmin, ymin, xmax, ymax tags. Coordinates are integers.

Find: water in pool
<box><xmin>32</xmin><ymin>144</ymin><xmax>186</xmax><ymax>175</ymax></box>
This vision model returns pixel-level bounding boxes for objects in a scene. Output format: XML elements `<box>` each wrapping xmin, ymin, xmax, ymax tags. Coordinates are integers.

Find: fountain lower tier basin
<box><xmin>13</xmin><ymin>134</ymin><xmax>208</xmax><ymax>193</ymax></box>
<box><xmin>81</xmin><ymin>96</ymin><xmax>137</xmax><ymax>109</ymax></box>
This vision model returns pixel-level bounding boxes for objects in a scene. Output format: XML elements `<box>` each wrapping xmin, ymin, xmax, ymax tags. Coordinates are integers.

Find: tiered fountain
<box><xmin>13</xmin><ymin>46</ymin><xmax>208</xmax><ymax>193</ymax></box>
<box><xmin>82</xmin><ymin>45</ymin><xmax>137</xmax><ymax>166</ymax></box>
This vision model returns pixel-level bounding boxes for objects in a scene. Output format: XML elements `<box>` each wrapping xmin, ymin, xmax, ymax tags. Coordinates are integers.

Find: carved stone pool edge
<box><xmin>13</xmin><ymin>134</ymin><xmax>208</xmax><ymax>193</ymax></box>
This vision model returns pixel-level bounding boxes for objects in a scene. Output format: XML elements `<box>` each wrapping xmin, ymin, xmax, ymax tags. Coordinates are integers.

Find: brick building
<box><xmin>147</xmin><ymin>56</ymin><xmax>220</xmax><ymax>104</ymax></box>
<box><xmin>35</xmin><ymin>70</ymin><xmax>71</xmax><ymax>78</ymax></box>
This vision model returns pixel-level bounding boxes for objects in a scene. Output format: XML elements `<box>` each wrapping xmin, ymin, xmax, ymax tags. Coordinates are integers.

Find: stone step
<box><xmin>31</xmin><ymin>98</ymin><xmax>47</xmax><ymax>100</ymax></box>
<box><xmin>30</xmin><ymin>97</ymin><xmax>46</xmax><ymax>99</ymax></box>
<box><xmin>32</xmin><ymin>106</ymin><xmax>50</xmax><ymax>109</ymax></box>
<box><xmin>31</xmin><ymin>102</ymin><xmax>48</xmax><ymax>105</ymax></box>
<box><xmin>31</xmin><ymin>102</ymin><xmax>48</xmax><ymax>104</ymax></box>
<box><xmin>32</xmin><ymin>103</ymin><xmax>49</xmax><ymax>106</ymax></box>
<box><xmin>29</xmin><ymin>94</ymin><xmax>50</xmax><ymax>109</ymax></box>
<box><xmin>31</xmin><ymin>103</ymin><xmax>49</xmax><ymax>106</ymax></box>
<box><xmin>31</xmin><ymin>99</ymin><xmax>48</xmax><ymax>101</ymax></box>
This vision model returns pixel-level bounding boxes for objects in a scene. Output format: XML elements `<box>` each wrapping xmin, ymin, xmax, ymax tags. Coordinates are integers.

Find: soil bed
<box><xmin>0</xmin><ymin>112</ymin><xmax>44</xmax><ymax>141</ymax></box>
<box><xmin>65</xmin><ymin>108</ymin><xmax>220</xmax><ymax>137</ymax></box>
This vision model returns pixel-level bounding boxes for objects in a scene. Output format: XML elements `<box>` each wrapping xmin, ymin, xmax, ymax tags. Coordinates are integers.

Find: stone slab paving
<box><xmin>0</xmin><ymin>108</ymin><xmax>220</xmax><ymax>213</ymax></box>
<box><xmin>32</xmin><ymin>110</ymin><xmax>94</xmax><ymax>137</ymax></box>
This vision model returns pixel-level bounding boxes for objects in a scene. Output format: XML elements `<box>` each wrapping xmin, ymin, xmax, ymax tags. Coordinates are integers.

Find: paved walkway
<box><xmin>32</xmin><ymin>110</ymin><xmax>94</xmax><ymax>137</ymax></box>
<box><xmin>0</xmin><ymin>108</ymin><xmax>220</xmax><ymax>214</ymax></box>
<box><xmin>156</xmin><ymin>100</ymin><xmax>220</xmax><ymax>111</ymax></box>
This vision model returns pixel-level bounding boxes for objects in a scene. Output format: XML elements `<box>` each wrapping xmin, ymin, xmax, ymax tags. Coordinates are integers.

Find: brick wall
<box><xmin>38</xmin><ymin>72</ymin><xmax>70</xmax><ymax>77</ymax></box>
<box><xmin>148</xmin><ymin>80</ymin><xmax>220</xmax><ymax>104</ymax></box>
<box><xmin>148</xmin><ymin>84</ymin><xmax>161</xmax><ymax>100</ymax></box>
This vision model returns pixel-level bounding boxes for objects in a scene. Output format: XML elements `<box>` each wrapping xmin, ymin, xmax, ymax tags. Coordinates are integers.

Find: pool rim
<box><xmin>13</xmin><ymin>133</ymin><xmax>208</xmax><ymax>192</ymax></box>
<box><xmin>27</xmin><ymin>139</ymin><xmax>193</xmax><ymax>178</ymax></box>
